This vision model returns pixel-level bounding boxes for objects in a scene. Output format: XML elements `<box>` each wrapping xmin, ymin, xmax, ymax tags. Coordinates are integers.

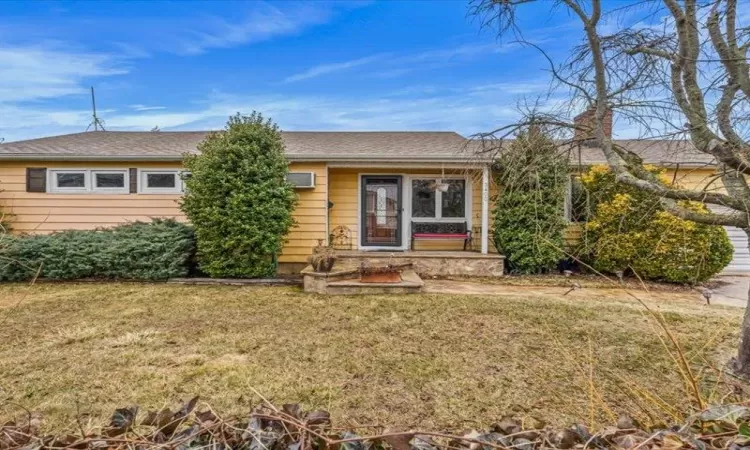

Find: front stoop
<box><xmin>335</xmin><ymin>251</ymin><xmax>505</xmax><ymax>278</ymax></box>
<box><xmin>301</xmin><ymin>263</ymin><xmax>424</xmax><ymax>295</ymax></box>
<box><xmin>325</xmin><ymin>269</ymin><xmax>424</xmax><ymax>295</ymax></box>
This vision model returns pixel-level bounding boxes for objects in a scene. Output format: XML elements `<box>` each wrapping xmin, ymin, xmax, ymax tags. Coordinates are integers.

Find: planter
<box><xmin>360</xmin><ymin>271</ymin><xmax>402</xmax><ymax>283</ymax></box>
<box><xmin>358</xmin><ymin>263</ymin><xmax>410</xmax><ymax>284</ymax></box>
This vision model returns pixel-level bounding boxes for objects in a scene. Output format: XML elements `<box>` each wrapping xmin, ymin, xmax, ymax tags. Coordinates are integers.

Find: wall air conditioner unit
<box><xmin>286</xmin><ymin>172</ymin><xmax>316</xmax><ymax>189</ymax></box>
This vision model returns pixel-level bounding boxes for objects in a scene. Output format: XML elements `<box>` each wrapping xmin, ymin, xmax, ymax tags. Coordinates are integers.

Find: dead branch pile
<box><xmin>3</xmin><ymin>397</ymin><xmax>750</xmax><ymax>450</ymax></box>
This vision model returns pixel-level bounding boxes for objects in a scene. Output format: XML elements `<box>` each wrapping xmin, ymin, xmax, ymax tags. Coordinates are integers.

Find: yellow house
<box><xmin>0</xmin><ymin>131</ymin><xmax>499</xmax><ymax>275</ymax></box>
<box><xmin>0</xmin><ymin>130</ymin><xmax>744</xmax><ymax>275</ymax></box>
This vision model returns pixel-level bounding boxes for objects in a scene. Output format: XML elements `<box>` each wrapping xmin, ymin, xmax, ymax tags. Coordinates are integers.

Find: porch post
<box><xmin>481</xmin><ymin>164</ymin><xmax>490</xmax><ymax>254</ymax></box>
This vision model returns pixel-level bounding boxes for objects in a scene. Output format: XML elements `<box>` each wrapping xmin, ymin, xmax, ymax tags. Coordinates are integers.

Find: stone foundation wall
<box><xmin>410</xmin><ymin>257</ymin><xmax>504</xmax><ymax>278</ymax></box>
<box><xmin>338</xmin><ymin>254</ymin><xmax>505</xmax><ymax>278</ymax></box>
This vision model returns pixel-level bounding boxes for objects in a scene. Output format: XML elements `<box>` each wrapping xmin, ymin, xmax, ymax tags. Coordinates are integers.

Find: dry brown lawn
<box><xmin>0</xmin><ymin>283</ymin><xmax>742</xmax><ymax>432</ymax></box>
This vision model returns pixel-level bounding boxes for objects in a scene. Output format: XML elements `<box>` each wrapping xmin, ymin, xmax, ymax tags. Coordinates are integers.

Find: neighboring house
<box><xmin>0</xmin><ymin>126</ymin><xmax>745</xmax><ymax>274</ymax></box>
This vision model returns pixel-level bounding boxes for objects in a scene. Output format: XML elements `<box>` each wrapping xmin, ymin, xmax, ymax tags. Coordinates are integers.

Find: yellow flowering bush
<box><xmin>580</xmin><ymin>167</ymin><xmax>733</xmax><ymax>283</ymax></box>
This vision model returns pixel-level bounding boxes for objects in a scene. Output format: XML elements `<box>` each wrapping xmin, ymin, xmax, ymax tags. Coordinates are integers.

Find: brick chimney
<box><xmin>573</xmin><ymin>106</ymin><xmax>612</xmax><ymax>144</ymax></box>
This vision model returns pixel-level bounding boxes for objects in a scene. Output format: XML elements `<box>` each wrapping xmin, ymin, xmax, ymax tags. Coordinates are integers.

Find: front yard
<box><xmin>0</xmin><ymin>283</ymin><xmax>742</xmax><ymax>431</ymax></box>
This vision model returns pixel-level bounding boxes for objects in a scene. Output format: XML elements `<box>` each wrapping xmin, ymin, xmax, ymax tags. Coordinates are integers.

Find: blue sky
<box><xmin>0</xmin><ymin>1</ymin><xmax>637</xmax><ymax>141</ymax></box>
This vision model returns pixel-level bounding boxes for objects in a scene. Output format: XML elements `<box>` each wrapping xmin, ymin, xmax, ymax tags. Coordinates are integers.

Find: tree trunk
<box><xmin>735</xmin><ymin>229</ymin><xmax>750</xmax><ymax>376</ymax></box>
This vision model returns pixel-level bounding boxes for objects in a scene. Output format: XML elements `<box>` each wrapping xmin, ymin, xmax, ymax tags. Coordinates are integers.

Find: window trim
<box><xmin>49</xmin><ymin>169</ymin><xmax>89</xmax><ymax>193</ymax></box>
<box><xmin>409</xmin><ymin>176</ymin><xmax>469</xmax><ymax>222</ymax></box>
<box><xmin>48</xmin><ymin>169</ymin><xmax>130</xmax><ymax>194</ymax></box>
<box><xmin>139</xmin><ymin>169</ymin><xmax>183</xmax><ymax>194</ymax></box>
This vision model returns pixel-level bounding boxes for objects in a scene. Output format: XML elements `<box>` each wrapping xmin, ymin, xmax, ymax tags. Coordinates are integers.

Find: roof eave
<box><xmin>0</xmin><ymin>153</ymin><xmax>494</xmax><ymax>164</ymax></box>
<box><xmin>0</xmin><ymin>154</ymin><xmax>188</xmax><ymax>161</ymax></box>
<box><xmin>287</xmin><ymin>154</ymin><xmax>493</xmax><ymax>163</ymax></box>
<box><xmin>578</xmin><ymin>160</ymin><xmax>715</xmax><ymax>168</ymax></box>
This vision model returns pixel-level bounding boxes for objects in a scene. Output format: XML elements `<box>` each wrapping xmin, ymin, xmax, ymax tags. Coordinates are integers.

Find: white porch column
<box><xmin>481</xmin><ymin>164</ymin><xmax>490</xmax><ymax>254</ymax></box>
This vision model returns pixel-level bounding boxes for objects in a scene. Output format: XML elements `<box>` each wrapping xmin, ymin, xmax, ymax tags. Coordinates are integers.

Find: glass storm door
<box><xmin>361</xmin><ymin>176</ymin><xmax>402</xmax><ymax>247</ymax></box>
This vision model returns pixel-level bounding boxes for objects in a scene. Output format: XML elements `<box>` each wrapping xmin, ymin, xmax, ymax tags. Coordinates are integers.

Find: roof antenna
<box><xmin>86</xmin><ymin>86</ymin><xmax>106</xmax><ymax>132</ymax></box>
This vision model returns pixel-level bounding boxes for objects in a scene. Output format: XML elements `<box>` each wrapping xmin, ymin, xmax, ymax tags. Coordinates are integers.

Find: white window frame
<box><xmin>140</xmin><ymin>169</ymin><xmax>183</xmax><ymax>194</ymax></box>
<box><xmin>48</xmin><ymin>169</ymin><xmax>130</xmax><ymax>194</ymax></box>
<box><xmin>409</xmin><ymin>176</ymin><xmax>469</xmax><ymax>222</ymax></box>
<box><xmin>91</xmin><ymin>169</ymin><xmax>129</xmax><ymax>194</ymax></box>
<box><xmin>49</xmin><ymin>169</ymin><xmax>89</xmax><ymax>193</ymax></box>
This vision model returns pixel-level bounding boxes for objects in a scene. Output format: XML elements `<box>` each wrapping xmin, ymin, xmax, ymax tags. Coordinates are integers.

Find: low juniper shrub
<box><xmin>0</xmin><ymin>219</ymin><xmax>196</xmax><ymax>281</ymax></box>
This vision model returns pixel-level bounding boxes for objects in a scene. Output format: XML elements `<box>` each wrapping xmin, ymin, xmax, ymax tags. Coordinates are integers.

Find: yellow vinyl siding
<box><xmin>0</xmin><ymin>162</ymin><xmax>184</xmax><ymax>235</ymax></box>
<box><xmin>328</xmin><ymin>167</ymin><xmax>491</xmax><ymax>251</ymax></box>
<box><xmin>0</xmin><ymin>161</ymin><xmax>328</xmax><ymax>264</ymax></box>
<box><xmin>665</xmin><ymin>168</ymin><xmax>721</xmax><ymax>192</ymax></box>
<box><xmin>279</xmin><ymin>162</ymin><xmax>328</xmax><ymax>263</ymax></box>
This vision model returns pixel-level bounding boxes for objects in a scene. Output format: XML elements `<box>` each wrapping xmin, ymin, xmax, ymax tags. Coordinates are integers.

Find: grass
<box><xmin>0</xmin><ymin>283</ymin><xmax>742</xmax><ymax>432</ymax></box>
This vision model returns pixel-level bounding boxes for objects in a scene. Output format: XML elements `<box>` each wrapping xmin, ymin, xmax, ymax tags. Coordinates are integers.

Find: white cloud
<box><xmin>0</xmin><ymin>77</ymin><xmax>647</xmax><ymax>142</ymax></box>
<box><xmin>405</xmin><ymin>42</ymin><xmax>515</xmax><ymax>62</ymax></box>
<box><xmin>283</xmin><ymin>54</ymin><xmax>390</xmax><ymax>83</ymax></box>
<box><xmin>0</xmin><ymin>2</ymin><xmax>367</xmax><ymax>58</ymax></box>
<box><xmin>167</xmin><ymin>3</ymin><xmax>342</xmax><ymax>55</ymax></box>
<box><xmin>0</xmin><ymin>43</ymin><xmax>127</xmax><ymax>102</ymax></box>
<box><xmin>0</xmin><ymin>41</ymin><xmax>131</xmax><ymax>141</ymax></box>
<box><xmin>283</xmin><ymin>42</ymin><xmax>518</xmax><ymax>83</ymax></box>
<box><xmin>129</xmin><ymin>104</ymin><xmax>166</xmax><ymax>111</ymax></box>
<box><xmin>0</xmin><ymin>84</ymin><xmax>527</xmax><ymax>140</ymax></box>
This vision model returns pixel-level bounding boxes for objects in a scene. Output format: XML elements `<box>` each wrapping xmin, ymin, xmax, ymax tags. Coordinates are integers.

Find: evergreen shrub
<box><xmin>0</xmin><ymin>219</ymin><xmax>195</xmax><ymax>281</ymax></box>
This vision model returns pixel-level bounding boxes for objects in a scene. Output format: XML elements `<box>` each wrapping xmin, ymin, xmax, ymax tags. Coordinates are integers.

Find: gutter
<box><xmin>0</xmin><ymin>154</ymin><xmax>714</xmax><ymax>168</ymax></box>
<box><xmin>0</xmin><ymin>154</ymin><xmax>187</xmax><ymax>162</ymax></box>
<box><xmin>0</xmin><ymin>153</ymin><xmax>495</xmax><ymax>164</ymax></box>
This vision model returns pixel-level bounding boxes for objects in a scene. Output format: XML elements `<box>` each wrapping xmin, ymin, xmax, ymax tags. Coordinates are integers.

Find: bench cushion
<box><xmin>413</xmin><ymin>233</ymin><xmax>469</xmax><ymax>239</ymax></box>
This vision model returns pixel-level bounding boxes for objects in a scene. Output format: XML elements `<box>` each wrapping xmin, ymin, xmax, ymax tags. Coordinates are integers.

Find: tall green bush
<box><xmin>579</xmin><ymin>165</ymin><xmax>733</xmax><ymax>283</ymax></box>
<box><xmin>0</xmin><ymin>219</ymin><xmax>195</xmax><ymax>281</ymax></box>
<box><xmin>181</xmin><ymin>112</ymin><xmax>297</xmax><ymax>278</ymax></box>
<box><xmin>492</xmin><ymin>128</ymin><xmax>568</xmax><ymax>273</ymax></box>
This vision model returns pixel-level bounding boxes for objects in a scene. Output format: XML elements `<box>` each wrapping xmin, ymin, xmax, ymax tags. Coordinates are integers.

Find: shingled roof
<box><xmin>0</xmin><ymin>130</ymin><xmax>480</xmax><ymax>162</ymax></box>
<box><xmin>0</xmin><ymin>130</ymin><xmax>717</xmax><ymax>166</ymax></box>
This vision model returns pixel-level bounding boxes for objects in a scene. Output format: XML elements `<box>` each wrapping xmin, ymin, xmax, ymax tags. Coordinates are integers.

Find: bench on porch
<box><xmin>411</xmin><ymin>222</ymin><xmax>472</xmax><ymax>251</ymax></box>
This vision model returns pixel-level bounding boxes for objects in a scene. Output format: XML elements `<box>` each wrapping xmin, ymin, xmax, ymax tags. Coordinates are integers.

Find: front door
<box><xmin>361</xmin><ymin>176</ymin><xmax>402</xmax><ymax>247</ymax></box>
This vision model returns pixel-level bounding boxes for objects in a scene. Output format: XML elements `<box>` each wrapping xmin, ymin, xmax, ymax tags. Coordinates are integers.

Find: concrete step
<box><xmin>324</xmin><ymin>269</ymin><xmax>424</xmax><ymax>295</ymax></box>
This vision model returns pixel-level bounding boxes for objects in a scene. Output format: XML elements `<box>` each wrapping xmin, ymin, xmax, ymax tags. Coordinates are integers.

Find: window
<box><xmin>412</xmin><ymin>179</ymin><xmax>436</xmax><ymax>218</ymax></box>
<box><xmin>140</xmin><ymin>170</ymin><xmax>183</xmax><ymax>194</ymax></box>
<box><xmin>92</xmin><ymin>170</ymin><xmax>128</xmax><ymax>193</ymax></box>
<box><xmin>147</xmin><ymin>173</ymin><xmax>176</xmax><ymax>188</ymax></box>
<box><xmin>49</xmin><ymin>169</ymin><xmax>129</xmax><ymax>194</ymax></box>
<box><xmin>566</xmin><ymin>175</ymin><xmax>590</xmax><ymax>222</ymax></box>
<box><xmin>441</xmin><ymin>179</ymin><xmax>466</xmax><ymax>218</ymax></box>
<box><xmin>54</xmin><ymin>171</ymin><xmax>87</xmax><ymax>191</ymax></box>
<box><xmin>411</xmin><ymin>177</ymin><xmax>467</xmax><ymax>220</ymax></box>
<box><xmin>375</xmin><ymin>187</ymin><xmax>387</xmax><ymax>225</ymax></box>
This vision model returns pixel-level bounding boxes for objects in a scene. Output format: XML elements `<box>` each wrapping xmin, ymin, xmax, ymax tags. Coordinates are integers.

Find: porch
<box><xmin>334</xmin><ymin>250</ymin><xmax>504</xmax><ymax>278</ymax></box>
<box><xmin>325</xmin><ymin>163</ymin><xmax>495</xmax><ymax>255</ymax></box>
<box><xmin>302</xmin><ymin>250</ymin><xmax>504</xmax><ymax>295</ymax></box>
